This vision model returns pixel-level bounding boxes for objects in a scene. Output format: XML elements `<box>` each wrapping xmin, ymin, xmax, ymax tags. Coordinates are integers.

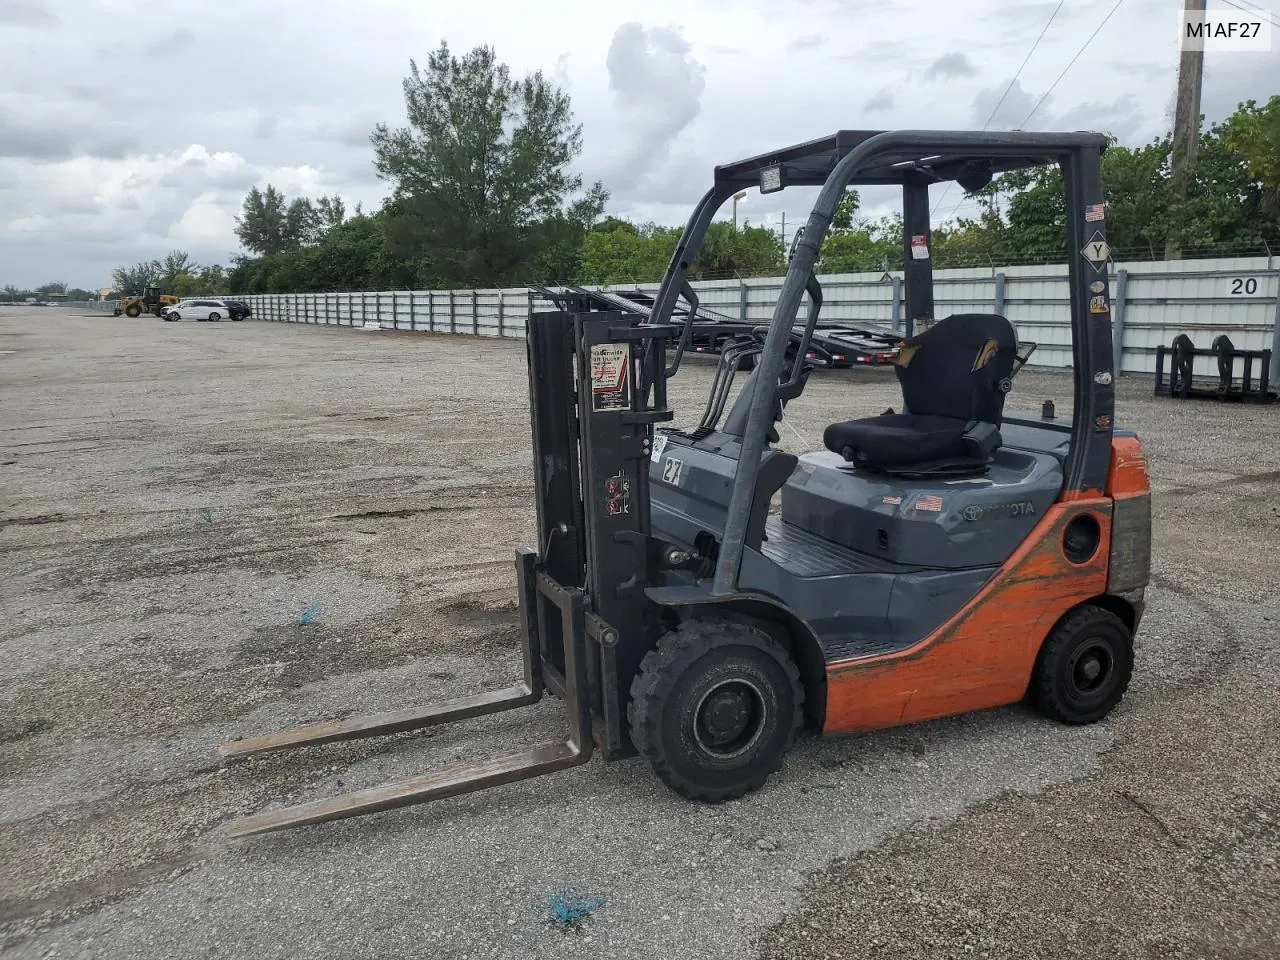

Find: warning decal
<box><xmin>604</xmin><ymin>471</ymin><xmax>631</xmax><ymax>516</ymax></box>
<box><xmin>590</xmin><ymin>343</ymin><xmax>630</xmax><ymax>411</ymax></box>
<box><xmin>1080</xmin><ymin>231</ymin><xmax>1110</xmax><ymax>272</ymax></box>
<box><xmin>910</xmin><ymin>234</ymin><xmax>930</xmax><ymax>260</ymax></box>
<box><xmin>651</xmin><ymin>432</ymin><xmax>668</xmax><ymax>463</ymax></box>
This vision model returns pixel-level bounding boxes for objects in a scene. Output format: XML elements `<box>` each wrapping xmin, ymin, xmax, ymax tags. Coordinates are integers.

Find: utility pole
<box><xmin>1165</xmin><ymin>0</ymin><xmax>1206</xmax><ymax>260</ymax></box>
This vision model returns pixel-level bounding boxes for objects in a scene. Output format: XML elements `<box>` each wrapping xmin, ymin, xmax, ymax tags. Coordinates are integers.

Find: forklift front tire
<box><xmin>628</xmin><ymin>619</ymin><xmax>803</xmax><ymax>804</ymax></box>
<box><xmin>1030</xmin><ymin>603</ymin><xmax>1134</xmax><ymax>725</ymax></box>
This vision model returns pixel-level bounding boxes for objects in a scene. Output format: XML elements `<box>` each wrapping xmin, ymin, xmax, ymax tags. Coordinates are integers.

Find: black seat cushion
<box><xmin>823</xmin><ymin>314</ymin><xmax>1018</xmax><ymax>472</ymax></box>
<box><xmin>823</xmin><ymin>413</ymin><xmax>972</xmax><ymax>468</ymax></box>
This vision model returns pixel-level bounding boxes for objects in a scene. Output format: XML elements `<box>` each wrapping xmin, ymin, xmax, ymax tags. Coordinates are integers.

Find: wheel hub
<box><xmin>703</xmin><ymin>690</ymin><xmax>750</xmax><ymax>742</ymax></box>
<box><xmin>693</xmin><ymin>679</ymin><xmax>766</xmax><ymax>760</ymax></box>
<box><xmin>1070</xmin><ymin>641</ymin><xmax>1112</xmax><ymax>694</ymax></box>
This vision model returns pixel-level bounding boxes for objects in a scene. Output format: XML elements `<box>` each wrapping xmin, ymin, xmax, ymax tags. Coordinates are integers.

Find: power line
<box><xmin>1217</xmin><ymin>0</ymin><xmax>1280</xmax><ymax>30</ymax></box>
<box><xmin>931</xmin><ymin>0</ymin><xmax>1066</xmax><ymax>221</ymax></box>
<box><xmin>1020</xmin><ymin>0</ymin><xmax>1126</xmax><ymax>127</ymax></box>
<box><xmin>980</xmin><ymin>0</ymin><xmax>1066</xmax><ymax>130</ymax></box>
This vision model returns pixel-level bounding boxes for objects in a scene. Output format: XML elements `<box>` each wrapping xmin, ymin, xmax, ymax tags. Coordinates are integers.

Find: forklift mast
<box><xmin>524</xmin><ymin>298</ymin><xmax>682</xmax><ymax>757</ymax></box>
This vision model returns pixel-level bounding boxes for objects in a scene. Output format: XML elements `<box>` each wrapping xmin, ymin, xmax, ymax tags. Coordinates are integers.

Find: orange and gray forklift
<box><xmin>218</xmin><ymin>128</ymin><xmax>1152</xmax><ymax>837</ymax></box>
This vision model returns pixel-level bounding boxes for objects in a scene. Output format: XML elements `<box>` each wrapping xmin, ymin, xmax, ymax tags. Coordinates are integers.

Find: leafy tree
<box><xmin>285</xmin><ymin>197</ymin><xmax>322</xmax><ymax>246</ymax></box>
<box><xmin>160</xmin><ymin>251</ymin><xmax>197</xmax><ymax>281</ymax></box>
<box><xmin>576</xmin><ymin>217</ymin><xmax>784</xmax><ymax>284</ymax></box>
<box><xmin>371</xmin><ymin>41</ymin><xmax>606</xmax><ymax>287</ymax></box>
<box><xmin>576</xmin><ymin>220</ymin><xmax>678</xmax><ymax>284</ymax></box>
<box><xmin>830</xmin><ymin>189</ymin><xmax>862</xmax><ymax>230</ymax></box>
<box><xmin>197</xmin><ymin>265</ymin><xmax>229</xmax><ymax>294</ymax></box>
<box><xmin>235</xmin><ymin>185</ymin><xmax>290</xmax><ymax>254</ymax></box>
<box><xmin>695</xmin><ymin>222</ymin><xmax>785</xmax><ymax>278</ymax></box>
<box><xmin>316</xmin><ymin>195</ymin><xmax>347</xmax><ymax>230</ymax></box>
<box><xmin>818</xmin><ymin>214</ymin><xmax>901</xmax><ymax>273</ymax></box>
<box><xmin>37</xmin><ymin>281</ymin><xmax>68</xmax><ymax>296</ymax></box>
<box><xmin>235</xmin><ymin>186</ymin><xmax>325</xmax><ymax>254</ymax></box>
<box><xmin>2</xmin><ymin>284</ymin><xmax>17</xmax><ymax>302</ymax></box>
<box><xmin>526</xmin><ymin>182</ymin><xmax>609</xmax><ymax>282</ymax></box>
<box><xmin>226</xmin><ymin>209</ymin><xmax>416</xmax><ymax>293</ymax></box>
<box><xmin>111</xmin><ymin>260</ymin><xmax>161</xmax><ymax>296</ymax></box>
<box><xmin>1219</xmin><ymin>95</ymin><xmax>1280</xmax><ymax>218</ymax></box>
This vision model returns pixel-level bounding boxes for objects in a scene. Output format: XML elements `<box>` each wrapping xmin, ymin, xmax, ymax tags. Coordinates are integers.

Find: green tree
<box><xmin>830</xmin><ymin>189</ymin><xmax>862</xmax><ymax>230</ymax></box>
<box><xmin>818</xmin><ymin>207</ymin><xmax>901</xmax><ymax>273</ymax></box>
<box><xmin>371</xmin><ymin>40</ymin><xmax>606</xmax><ymax>287</ymax></box>
<box><xmin>316</xmin><ymin>195</ymin><xmax>347</xmax><ymax>230</ymax></box>
<box><xmin>285</xmin><ymin>197</ymin><xmax>322</xmax><ymax>246</ymax></box>
<box><xmin>526</xmin><ymin>182</ymin><xmax>609</xmax><ymax>283</ymax></box>
<box><xmin>1219</xmin><ymin>95</ymin><xmax>1280</xmax><ymax>217</ymax></box>
<box><xmin>110</xmin><ymin>260</ymin><xmax>161</xmax><ymax>296</ymax></box>
<box><xmin>695</xmin><ymin>222</ymin><xmax>785</xmax><ymax>278</ymax></box>
<box><xmin>37</xmin><ymin>281</ymin><xmax>68</xmax><ymax>296</ymax></box>
<box><xmin>197</xmin><ymin>264</ymin><xmax>229</xmax><ymax>295</ymax></box>
<box><xmin>235</xmin><ymin>185</ymin><xmax>289</xmax><ymax>254</ymax></box>
<box><xmin>577</xmin><ymin>220</ymin><xmax>681</xmax><ymax>284</ymax></box>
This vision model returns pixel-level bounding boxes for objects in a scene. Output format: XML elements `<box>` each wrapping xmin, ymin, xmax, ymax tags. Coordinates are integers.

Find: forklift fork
<box><xmin>219</xmin><ymin>549</ymin><xmax>595</xmax><ymax>838</ymax></box>
<box><xmin>221</xmin><ymin>306</ymin><xmax>674</xmax><ymax>838</ymax></box>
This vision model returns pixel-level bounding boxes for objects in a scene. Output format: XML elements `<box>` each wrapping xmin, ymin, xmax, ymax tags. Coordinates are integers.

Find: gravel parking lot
<box><xmin>1</xmin><ymin>309</ymin><xmax>1277</xmax><ymax>959</ymax></box>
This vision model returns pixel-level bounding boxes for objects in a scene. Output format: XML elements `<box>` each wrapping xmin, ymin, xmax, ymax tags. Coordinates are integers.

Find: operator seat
<box><xmin>822</xmin><ymin>313</ymin><xmax>1018</xmax><ymax>476</ymax></box>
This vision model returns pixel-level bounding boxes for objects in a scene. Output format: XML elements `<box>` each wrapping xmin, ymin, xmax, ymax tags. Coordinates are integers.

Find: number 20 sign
<box><xmin>1226</xmin><ymin>276</ymin><xmax>1263</xmax><ymax>296</ymax></box>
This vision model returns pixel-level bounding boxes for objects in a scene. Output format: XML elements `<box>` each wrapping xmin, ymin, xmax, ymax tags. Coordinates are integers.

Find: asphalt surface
<box><xmin>0</xmin><ymin>310</ymin><xmax>1276</xmax><ymax>959</ymax></box>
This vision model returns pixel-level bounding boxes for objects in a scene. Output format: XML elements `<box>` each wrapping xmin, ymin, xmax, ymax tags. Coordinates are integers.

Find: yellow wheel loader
<box><xmin>113</xmin><ymin>285</ymin><xmax>180</xmax><ymax>318</ymax></box>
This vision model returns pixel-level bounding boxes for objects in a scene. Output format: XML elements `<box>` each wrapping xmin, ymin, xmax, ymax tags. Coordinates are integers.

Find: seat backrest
<box><xmin>893</xmin><ymin>313</ymin><xmax>1018</xmax><ymax>423</ymax></box>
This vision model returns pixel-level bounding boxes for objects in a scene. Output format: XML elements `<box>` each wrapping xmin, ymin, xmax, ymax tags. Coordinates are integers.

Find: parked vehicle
<box><xmin>222</xmin><ymin>299</ymin><xmax>253</xmax><ymax>321</ymax></box>
<box><xmin>115</xmin><ymin>285</ymin><xmax>180</xmax><ymax>317</ymax></box>
<box><xmin>163</xmin><ymin>298</ymin><xmax>230</xmax><ymax>322</ymax></box>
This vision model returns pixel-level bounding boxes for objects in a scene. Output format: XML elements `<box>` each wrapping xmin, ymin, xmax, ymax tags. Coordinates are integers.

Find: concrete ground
<box><xmin>0</xmin><ymin>309</ymin><xmax>1276</xmax><ymax>960</ymax></box>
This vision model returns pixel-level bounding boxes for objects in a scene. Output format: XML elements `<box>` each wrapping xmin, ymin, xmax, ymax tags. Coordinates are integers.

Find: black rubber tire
<box><xmin>209</xmin><ymin>312</ymin><xmax>221</xmax><ymax>321</ymax></box>
<box><xmin>628</xmin><ymin>619</ymin><xmax>803</xmax><ymax>803</ymax></box>
<box><xmin>1030</xmin><ymin>604</ymin><xmax>1134</xmax><ymax>725</ymax></box>
<box><xmin>125</xmin><ymin>303</ymin><xmax>142</xmax><ymax>318</ymax></box>
<box><xmin>167</xmin><ymin>312</ymin><xmax>180</xmax><ymax>322</ymax></box>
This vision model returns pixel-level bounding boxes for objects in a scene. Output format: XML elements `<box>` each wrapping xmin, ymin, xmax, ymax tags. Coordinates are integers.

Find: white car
<box><xmin>163</xmin><ymin>298</ymin><xmax>230</xmax><ymax>322</ymax></box>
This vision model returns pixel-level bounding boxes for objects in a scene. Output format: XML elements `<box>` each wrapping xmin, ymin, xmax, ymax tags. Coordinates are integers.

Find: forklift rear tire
<box><xmin>628</xmin><ymin>619</ymin><xmax>803</xmax><ymax>803</ymax></box>
<box><xmin>1029</xmin><ymin>603</ymin><xmax>1133</xmax><ymax>725</ymax></box>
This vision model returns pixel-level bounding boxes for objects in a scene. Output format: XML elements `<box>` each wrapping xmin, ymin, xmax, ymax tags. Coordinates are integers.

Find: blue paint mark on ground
<box><xmin>547</xmin><ymin>891</ymin><xmax>606</xmax><ymax>928</ymax></box>
<box><xmin>298</xmin><ymin>602</ymin><xmax>324</xmax><ymax>625</ymax></box>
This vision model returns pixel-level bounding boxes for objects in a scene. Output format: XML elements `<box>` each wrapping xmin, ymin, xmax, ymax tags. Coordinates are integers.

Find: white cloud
<box><xmin>0</xmin><ymin>0</ymin><xmax>1276</xmax><ymax>286</ymax></box>
<box><xmin>10</xmin><ymin>214</ymin><xmax>52</xmax><ymax>234</ymax></box>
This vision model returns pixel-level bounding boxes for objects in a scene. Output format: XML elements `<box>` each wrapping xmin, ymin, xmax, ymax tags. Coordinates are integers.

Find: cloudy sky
<box><xmin>1</xmin><ymin>0</ymin><xmax>1276</xmax><ymax>289</ymax></box>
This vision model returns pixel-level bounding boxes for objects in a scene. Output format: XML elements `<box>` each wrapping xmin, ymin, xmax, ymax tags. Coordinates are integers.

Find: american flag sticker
<box><xmin>915</xmin><ymin>494</ymin><xmax>943</xmax><ymax>512</ymax></box>
<box><xmin>1084</xmin><ymin>203</ymin><xmax>1105</xmax><ymax>222</ymax></box>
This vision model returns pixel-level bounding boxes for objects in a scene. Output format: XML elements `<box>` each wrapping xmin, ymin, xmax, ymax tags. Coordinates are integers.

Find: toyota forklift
<box><xmin>219</xmin><ymin>128</ymin><xmax>1152</xmax><ymax>837</ymax></box>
